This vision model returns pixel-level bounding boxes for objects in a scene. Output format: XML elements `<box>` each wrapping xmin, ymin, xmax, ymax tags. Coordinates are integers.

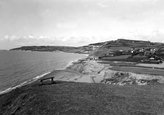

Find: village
<box><xmin>85</xmin><ymin>40</ymin><xmax>164</xmax><ymax>86</ymax></box>
<box><xmin>98</xmin><ymin>47</ymin><xmax>163</xmax><ymax>64</ymax></box>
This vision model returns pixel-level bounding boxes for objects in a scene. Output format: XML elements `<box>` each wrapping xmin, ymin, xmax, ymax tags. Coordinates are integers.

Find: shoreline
<box><xmin>0</xmin><ymin>56</ymin><xmax>88</xmax><ymax>96</ymax></box>
<box><xmin>0</xmin><ymin>72</ymin><xmax>51</xmax><ymax>96</ymax></box>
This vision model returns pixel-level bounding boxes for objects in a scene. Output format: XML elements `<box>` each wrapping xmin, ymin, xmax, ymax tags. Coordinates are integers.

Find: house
<box><xmin>136</xmin><ymin>79</ymin><xmax>148</xmax><ymax>85</ymax></box>
<box><xmin>87</xmin><ymin>56</ymin><xmax>99</xmax><ymax>60</ymax></box>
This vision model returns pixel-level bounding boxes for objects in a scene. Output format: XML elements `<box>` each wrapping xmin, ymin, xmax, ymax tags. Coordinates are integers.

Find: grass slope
<box><xmin>1</xmin><ymin>81</ymin><xmax>164</xmax><ymax>115</ymax></box>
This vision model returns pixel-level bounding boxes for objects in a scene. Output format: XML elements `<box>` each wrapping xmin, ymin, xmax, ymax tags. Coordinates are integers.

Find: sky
<box><xmin>0</xmin><ymin>0</ymin><xmax>164</xmax><ymax>49</ymax></box>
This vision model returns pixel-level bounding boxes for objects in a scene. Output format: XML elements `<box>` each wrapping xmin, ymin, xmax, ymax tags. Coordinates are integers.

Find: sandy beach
<box><xmin>41</xmin><ymin>58</ymin><xmax>164</xmax><ymax>85</ymax></box>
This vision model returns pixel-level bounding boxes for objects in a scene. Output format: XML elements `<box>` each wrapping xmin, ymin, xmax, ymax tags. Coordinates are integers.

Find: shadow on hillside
<box><xmin>38</xmin><ymin>80</ymin><xmax>64</xmax><ymax>86</ymax></box>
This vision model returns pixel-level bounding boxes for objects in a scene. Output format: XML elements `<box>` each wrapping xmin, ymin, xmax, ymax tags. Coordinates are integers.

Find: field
<box><xmin>111</xmin><ymin>66</ymin><xmax>164</xmax><ymax>75</ymax></box>
<box><xmin>101</xmin><ymin>55</ymin><xmax>130</xmax><ymax>60</ymax></box>
<box><xmin>1</xmin><ymin>81</ymin><xmax>164</xmax><ymax>115</ymax></box>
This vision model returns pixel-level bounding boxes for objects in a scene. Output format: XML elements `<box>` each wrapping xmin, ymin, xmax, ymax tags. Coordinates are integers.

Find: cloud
<box><xmin>97</xmin><ymin>2</ymin><xmax>108</xmax><ymax>8</ymax></box>
<box><xmin>1</xmin><ymin>0</ymin><xmax>164</xmax><ymax>49</ymax></box>
<box><xmin>56</xmin><ymin>23</ymin><xmax>78</xmax><ymax>29</ymax></box>
<box><xmin>110</xmin><ymin>0</ymin><xmax>158</xmax><ymax>2</ymax></box>
<box><xmin>97</xmin><ymin>0</ymin><xmax>160</xmax><ymax>9</ymax></box>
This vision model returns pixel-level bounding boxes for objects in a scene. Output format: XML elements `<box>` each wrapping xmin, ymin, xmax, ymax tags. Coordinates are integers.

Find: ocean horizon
<box><xmin>0</xmin><ymin>50</ymin><xmax>87</xmax><ymax>95</ymax></box>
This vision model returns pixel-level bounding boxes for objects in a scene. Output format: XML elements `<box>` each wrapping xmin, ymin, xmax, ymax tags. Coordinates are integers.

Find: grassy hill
<box><xmin>92</xmin><ymin>39</ymin><xmax>164</xmax><ymax>57</ymax></box>
<box><xmin>1</xmin><ymin>81</ymin><xmax>164</xmax><ymax>115</ymax></box>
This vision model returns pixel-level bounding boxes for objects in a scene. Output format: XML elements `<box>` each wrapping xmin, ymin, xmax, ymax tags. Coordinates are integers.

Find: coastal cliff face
<box><xmin>66</xmin><ymin>59</ymin><xmax>164</xmax><ymax>85</ymax></box>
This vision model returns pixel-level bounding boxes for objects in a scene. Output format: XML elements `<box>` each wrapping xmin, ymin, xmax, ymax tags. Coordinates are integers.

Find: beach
<box><xmin>41</xmin><ymin>58</ymin><xmax>164</xmax><ymax>85</ymax></box>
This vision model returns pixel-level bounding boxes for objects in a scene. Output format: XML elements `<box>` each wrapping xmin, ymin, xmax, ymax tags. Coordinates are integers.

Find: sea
<box><xmin>0</xmin><ymin>50</ymin><xmax>87</xmax><ymax>95</ymax></box>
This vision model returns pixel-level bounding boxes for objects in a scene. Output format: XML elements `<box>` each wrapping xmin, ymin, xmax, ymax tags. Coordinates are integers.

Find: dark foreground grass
<box><xmin>1</xmin><ymin>81</ymin><xmax>164</xmax><ymax>115</ymax></box>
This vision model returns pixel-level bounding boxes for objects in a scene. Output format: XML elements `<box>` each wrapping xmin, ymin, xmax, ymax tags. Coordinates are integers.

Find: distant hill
<box><xmin>10</xmin><ymin>39</ymin><xmax>164</xmax><ymax>56</ymax></box>
<box><xmin>10</xmin><ymin>45</ymin><xmax>95</xmax><ymax>54</ymax></box>
<box><xmin>91</xmin><ymin>39</ymin><xmax>164</xmax><ymax>57</ymax></box>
